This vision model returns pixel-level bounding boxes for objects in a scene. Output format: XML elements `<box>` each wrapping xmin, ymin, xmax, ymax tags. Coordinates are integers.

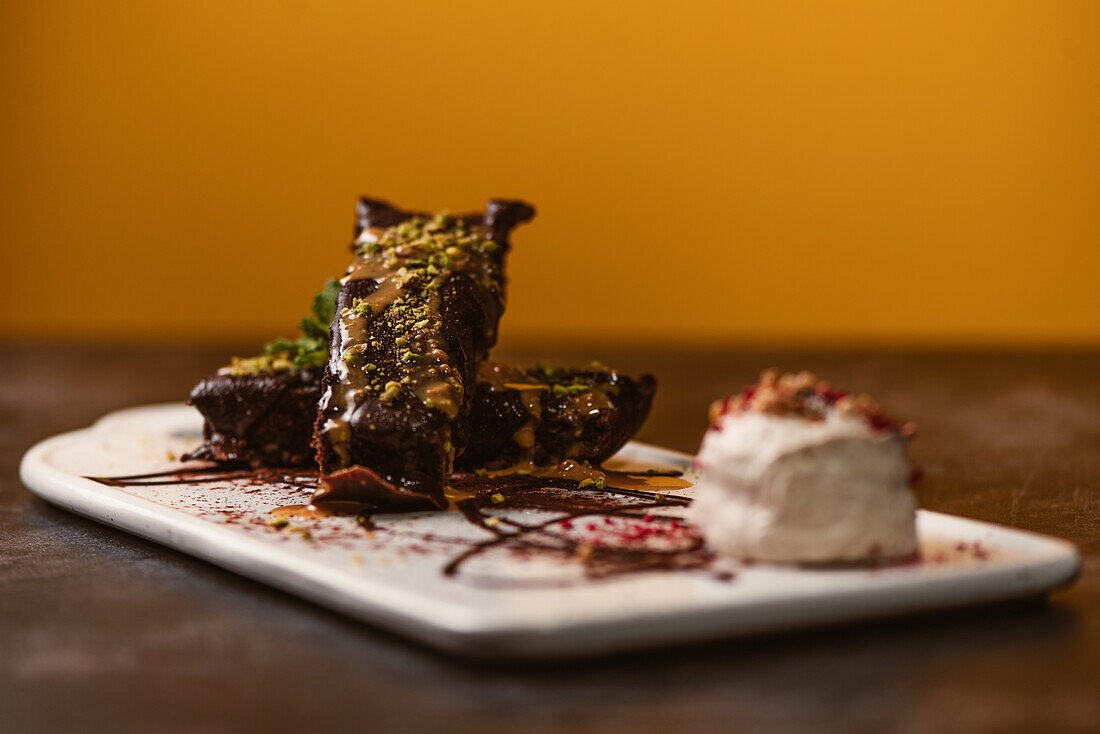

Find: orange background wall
<box><xmin>2</xmin><ymin>1</ymin><xmax>1098</xmax><ymax>347</ymax></box>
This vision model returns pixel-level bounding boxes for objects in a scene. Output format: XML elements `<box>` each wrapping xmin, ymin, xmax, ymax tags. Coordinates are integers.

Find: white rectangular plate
<box><xmin>20</xmin><ymin>404</ymin><xmax>1080</xmax><ymax>659</ymax></box>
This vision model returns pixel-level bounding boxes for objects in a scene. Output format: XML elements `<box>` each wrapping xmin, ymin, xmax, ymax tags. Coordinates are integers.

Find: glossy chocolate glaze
<box><xmin>314</xmin><ymin>198</ymin><xmax>534</xmax><ymax>511</ymax></box>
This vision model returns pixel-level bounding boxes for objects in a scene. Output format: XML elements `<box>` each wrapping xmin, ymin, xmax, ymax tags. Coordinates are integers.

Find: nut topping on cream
<box><xmin>708</xmin><ymin>369</ymin><xmax>916</xmax><ymax>437</ymax></box>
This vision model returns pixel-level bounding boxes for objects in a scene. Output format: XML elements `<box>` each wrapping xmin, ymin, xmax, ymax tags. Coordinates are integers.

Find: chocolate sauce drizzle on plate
<box><xmin>86</xmin><ymin>464</ymin><xmax>719</xmax><ymax>585</ymax></box>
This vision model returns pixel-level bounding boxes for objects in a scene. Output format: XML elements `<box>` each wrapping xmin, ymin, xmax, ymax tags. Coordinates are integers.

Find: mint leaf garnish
<box><xmin>259</xmin><ymin>278</ymin><xmax>341</xmax><ymax>370</ymax></box>
<box><xmin>312</xmin><ymin>278</ymin><xmax>339</xmax><ymax>327</ymax></box>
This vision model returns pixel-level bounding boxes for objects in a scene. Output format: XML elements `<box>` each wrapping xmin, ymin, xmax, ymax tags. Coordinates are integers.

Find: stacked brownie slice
<box><xmin>186</xmin><ymin>197</ymin><xmax>656</xmax><ymax>510</ymax></box>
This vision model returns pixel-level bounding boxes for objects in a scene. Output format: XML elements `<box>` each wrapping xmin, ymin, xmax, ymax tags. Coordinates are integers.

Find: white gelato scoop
<box><xmin>687</xmin><ymin>372</ymin><xmax>918</xmax><ymax>564</ymax></box>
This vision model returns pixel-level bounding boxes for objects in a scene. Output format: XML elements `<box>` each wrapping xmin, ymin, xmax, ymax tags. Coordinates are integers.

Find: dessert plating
<box><xmin>185</xmin><ymin>196</ymin><xmax>659</xmax><ymax>516</ymax></box>
<box><xmin>181</xmin><ymin>199</ymin><xmax>922</xmax><ymax>573</ymax></box>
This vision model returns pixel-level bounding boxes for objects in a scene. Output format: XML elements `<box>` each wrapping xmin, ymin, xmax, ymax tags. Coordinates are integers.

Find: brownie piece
<box><xmin>458</xmin><ymin>362</ymin><xmax>657</xmax><ymax>472</ymax></box>
<box><xmin>185</xmin><ymin>361</ymin><xmax>656</xmax><ymax>473</ymax></box>
<box><xmin>185</xmin><ymin>361</ymin><xmax>321</xmax><ymax>467</ymax></box>
<box><xmin>313</xmin><ymin>199</ymin><xmax>535</xmax><ymax>510</ymax></box>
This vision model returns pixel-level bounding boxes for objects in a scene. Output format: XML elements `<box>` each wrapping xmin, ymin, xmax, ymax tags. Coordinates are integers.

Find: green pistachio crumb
<box><xmin>380</xmin><ymin>381</ymin><xmax>402</xmax><ymax>403</ymax></box>
<box><xmin>334</xmin><ymin>212</ymin><xmax>499</xmax><ymax>414</ymax></box>
<box><xmin>219</xmin><ymin>353</ymin><xmax>298</xmax><ymax>376</ymax></box>
<box><xmin>491</xmin><ymin>493</ymin><xmax>505</xmax><ymax>504</ymax></box>
<box><xmin>551</xmin><ymin>383</ymin><xmax>589</xmax><ymax>397</ymax></box>
<box><xmin>350</xmin><ymin>299</ymin><xmax>373</xmax><ymax>317</ymax></box>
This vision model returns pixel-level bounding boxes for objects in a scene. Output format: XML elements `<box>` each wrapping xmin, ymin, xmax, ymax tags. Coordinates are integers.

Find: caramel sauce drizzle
<box><xmin>319</xmin><ymin>213</ymin><xmax>505</xmax><ymax>469</ymax></box>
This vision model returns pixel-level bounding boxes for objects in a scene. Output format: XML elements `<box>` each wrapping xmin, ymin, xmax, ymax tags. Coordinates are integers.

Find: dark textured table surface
<box><xmin>2</xmin><ymin>342</ymin><xmax>1097</xmax><ymax>734</ymax></box>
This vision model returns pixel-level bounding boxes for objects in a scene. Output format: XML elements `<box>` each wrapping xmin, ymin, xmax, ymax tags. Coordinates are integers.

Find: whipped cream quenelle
<box><xmin>687</xmin><ymin>371</ymin><xmax>919</xmax><ymax>564</ymax></box>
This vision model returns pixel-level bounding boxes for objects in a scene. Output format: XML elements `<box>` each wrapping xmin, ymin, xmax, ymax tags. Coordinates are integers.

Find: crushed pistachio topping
<box><xmin>358</xmin><ymin>211</ymin><xmax>493</xmax><ymax>265</ymax></box>
<box><xmin>218</xmin><ymin>353</ymin><xmax>299</xmax><ymax>376</ymax></box>
<box><xmin>334</xmin><ymin>212</ymin><xmax>501</xmax><ymax>417</ymax></box>
<box><xmin>552</xmin><ymin>383</ymin><xmax>590</xmax><ymax>398</ymax></box>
